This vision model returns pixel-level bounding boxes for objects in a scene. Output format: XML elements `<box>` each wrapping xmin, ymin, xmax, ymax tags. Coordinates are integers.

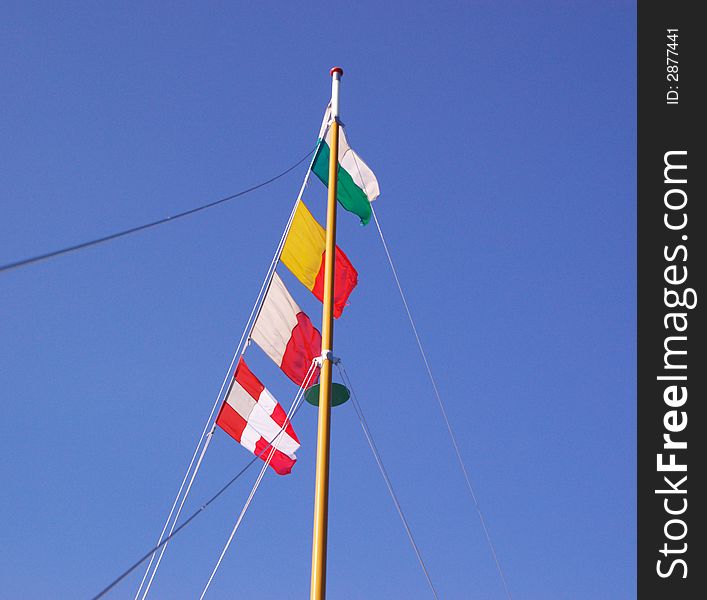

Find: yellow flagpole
<box><xmin>310</xmin><ymin>66</ymin><xmax>343</xmax><ymax>600</ymax></box>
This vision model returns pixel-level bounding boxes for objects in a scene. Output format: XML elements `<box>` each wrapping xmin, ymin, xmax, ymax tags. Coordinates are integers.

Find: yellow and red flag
<box><xmin>281</xmin><ymin>201</ymin><xmax>358</xmax><ymax>318</ymax></box>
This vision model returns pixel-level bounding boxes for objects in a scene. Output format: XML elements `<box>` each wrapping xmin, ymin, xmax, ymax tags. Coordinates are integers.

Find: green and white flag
<box><xmin>312</xmin><ymin>105</ymin><xmax>380</xmax><ymax>226</ymax></box>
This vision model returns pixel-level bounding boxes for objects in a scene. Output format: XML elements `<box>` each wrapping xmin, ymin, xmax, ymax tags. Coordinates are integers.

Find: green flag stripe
<box><xmin>312</xmin><ymin>141</ymin><xmax>372</xmax><ymax>226</ymax></box>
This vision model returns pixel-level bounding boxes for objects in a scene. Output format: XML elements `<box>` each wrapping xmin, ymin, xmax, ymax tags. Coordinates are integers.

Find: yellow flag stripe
<box><xmin>281</xmin><ymin>201</ymin><xmax>325</xmax><ymax>291</ymax></box>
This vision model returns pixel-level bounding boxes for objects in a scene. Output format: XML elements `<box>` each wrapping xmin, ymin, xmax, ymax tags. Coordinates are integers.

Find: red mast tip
<box><xmin>329</xmin><ymin>67</ymin><xmax>344</xmax><ymax>77</ymax></box>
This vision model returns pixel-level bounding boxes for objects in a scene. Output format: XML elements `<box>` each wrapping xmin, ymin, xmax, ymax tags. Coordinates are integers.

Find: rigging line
<box><xmin>136</xmin><ymin>190</ymin><xmax>304</xmax><ymax>600</ymax></box>
<box><xmin>0</xmin><ymin>148</ymin><xmax>315</xmax><ymax>274</ymax></box>
<box><xmin>90</xmin><ymin>369</ymin><xmax>314</xmax><ymax>600</ymax></box>
<box><xmin>197</xmin><ymin>125</ymin><xmax>324</xmax><ymax>600</ymax></box>
<box><xmin>199</xmin><ymin>362</ymin><xmax>317</xmax><ymax>600</ymax></box>
<box><xmin>336</xmin><ymin>362</ymin><xmax>439</xmax><ymax>600</ymax></box>
<box><xmin>134</xmin><ymin>145</ymin><xmax>320</xmax><ymax>599</ymax></box>
<box><xmin>136</xmin><ymin>430</ymin><xmax>215</xmax><ymax>600</ymax></box>
<box><xmin>370</xmin><ymin>206</ymin><xmax>513</xmax><ymax>600</ymax></box>
<box><xmin>90</xmin><ymin>456</ymin><xmax>257</xmax><ymax>600</ymax></box>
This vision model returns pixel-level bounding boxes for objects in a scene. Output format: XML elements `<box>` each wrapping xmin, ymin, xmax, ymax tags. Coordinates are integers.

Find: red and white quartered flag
<box><xmin>216</xmin><ymin>358</ymin><xmax>300</xmax><ymax>475</ymax></box>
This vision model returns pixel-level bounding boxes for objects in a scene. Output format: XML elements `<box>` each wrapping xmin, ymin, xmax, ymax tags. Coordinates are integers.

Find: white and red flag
<box><xmin>251</xmin><ymin>272</ymin><xmax>322</xmax><ymax>386</ymax></box>
<box><xmin>216</xmin><ymin>358</ymin><xmax>300</xmax><ymax>475</ymax></box>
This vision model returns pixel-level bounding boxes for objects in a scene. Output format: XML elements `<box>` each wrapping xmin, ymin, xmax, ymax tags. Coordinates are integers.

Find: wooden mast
<box><xmin>310</xmin><ymin>66</ymin><xmax>343</xmax><ymax>600</ymax></box>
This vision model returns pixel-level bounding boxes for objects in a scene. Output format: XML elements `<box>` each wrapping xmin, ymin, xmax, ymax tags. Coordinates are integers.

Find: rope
<box><xmin>90</xmin><ymin>365</ymin><xmax>315</xmax><ymax>600</ymax></box>
<box><xmin>337</xmin><ymin>362</ymin><xmax>439</xmax><ymax>600</ymax></box>
<box><xmin>90</xmin><ymin>457</ymin><xmax>258</xmax><ymax>600</ymax></box>
<box><xmin>0</xmin><ymin>148</ymin><xmax>315</xmax><ymax>274</ymax></box>
<box><xmin>198</xmin><ymin>362</ymin><xmax>317</xmax><ymax>599</ymax></box>
<box><xmin>135</xmin><ymin>430</ymin><xmax>214</xmax><ymax>600</ymax></box>
<box><xmin>135</xmin><ymin>148</ymin><xmax>319</xmax><ymax>600</ymax></box>
<box><xmin>371</xmin><ymin>206</ymin><xmax>513</xmax><ymax>600</ymax></box>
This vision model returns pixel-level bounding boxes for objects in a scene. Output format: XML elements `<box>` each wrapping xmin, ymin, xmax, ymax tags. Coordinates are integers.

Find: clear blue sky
<box><xmin>0</xmin><ymin>2</ymin><xmax>635</xmax><ymax>598</ymax></box>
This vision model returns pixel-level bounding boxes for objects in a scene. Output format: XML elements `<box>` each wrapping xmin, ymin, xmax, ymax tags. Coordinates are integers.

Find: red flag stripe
<box><xmin>251</xmin><ymin>273</ymin><xmax>322</xmax><ymax>387</ymax></box>
<box><xmin>234</xmin><ymin>358</ymin><xmax>265</xmax><ymax>401</ymax></box>
<box><xmin>280</xmin><ymin>311</ymin><xmax>321</xmax><ymax>386</ymax></box>
<box><xmin>311</xmin><ymin>247</ymin><xmax>358</xmax><ymax>319</ymax></box>
<box><xmin>270</xmin><ymin>402</ymin><xmax>299</xmax><ymax>443</ymax></box>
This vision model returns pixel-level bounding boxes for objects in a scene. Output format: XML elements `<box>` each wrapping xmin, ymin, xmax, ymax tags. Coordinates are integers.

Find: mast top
<box><xmin>329</xmin><ymin>68</ymin><xmax>343</xmax><ymax>119</ymax></box>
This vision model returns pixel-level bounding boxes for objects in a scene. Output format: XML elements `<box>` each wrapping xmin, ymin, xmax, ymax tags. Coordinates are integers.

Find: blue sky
<box><xmin>0</xmin><ymin>2</ymin><xmax>635</xmax><ymax>598</ymax></box>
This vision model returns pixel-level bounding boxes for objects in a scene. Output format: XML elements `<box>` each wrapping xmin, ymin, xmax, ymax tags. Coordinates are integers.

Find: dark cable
<box><xmin>89</xmin><ymin>455</ymin><xmax>258</xmax><ymax>600</ymax></box>
<box><xmin>1</xmin><ymin>148</ymin><xmax>315</xmax><ymax>274</ymax></box>
<box><xmin>90</xmin><ymin>399</ymin><xmax>308</xmax><ymax>600</ymax></box>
